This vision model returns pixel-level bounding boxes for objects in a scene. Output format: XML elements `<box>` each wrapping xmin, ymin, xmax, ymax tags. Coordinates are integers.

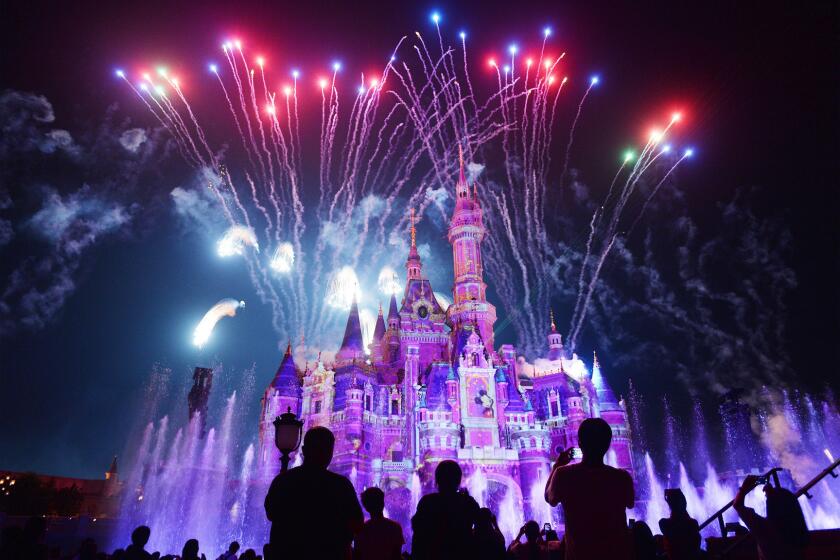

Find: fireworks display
<box><xmin>116</xmin><ymin>14</ymin><xmax>693</xmax><ymax>356</ymax></box>
<box><xmin>217</xmin><ymin>225</ymin><xmax>259</xmax><ymax>257</ymax></box>
<box><xmin>193</xmin><ymin>298</ymin><xmax>246</xmax><ymax>348</ymax></box>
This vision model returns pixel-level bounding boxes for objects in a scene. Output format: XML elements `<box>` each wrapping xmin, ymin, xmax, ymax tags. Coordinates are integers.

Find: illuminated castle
<box><xmin>256</xmin><ymin>151</ymin><xmax>632</xmax><ymax>520</ymax></box>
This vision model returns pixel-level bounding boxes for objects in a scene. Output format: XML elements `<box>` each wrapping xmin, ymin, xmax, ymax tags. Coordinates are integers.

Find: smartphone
<box><xmin>543</xmin><ymin>523</ymin><xmax>551</xmax><ymax>532</ymax></box>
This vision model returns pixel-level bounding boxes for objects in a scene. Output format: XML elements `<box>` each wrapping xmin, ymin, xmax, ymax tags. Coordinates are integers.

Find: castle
<box><xmin>256</xmin><ymin>152</ymin><xmax>632</xmax><ymax>520</ymax></box>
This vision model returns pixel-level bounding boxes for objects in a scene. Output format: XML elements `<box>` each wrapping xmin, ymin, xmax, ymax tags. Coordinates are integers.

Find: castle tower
<box><xmin>105</xmin><ymin>456</ymin><xmax>118</xmax><ymax>481</ymax></box>
<box><xmin>447</xmin><ymin>145</ymin><xmax>497</xmax><ymax>352</ymax></box>
<box><xmin>258</xmin><ymin>343</ymin><xmax>303</xmax><ymax>479</ymax></box>
<box><xmin>385</xmin><ymin>294</ymin><xmax>401</xmax><ymax>363</ymax></box>
<box><xmin>187</xmin><ymin>366</ymin><xmax>213</xmax><ymax>436</ymax></box>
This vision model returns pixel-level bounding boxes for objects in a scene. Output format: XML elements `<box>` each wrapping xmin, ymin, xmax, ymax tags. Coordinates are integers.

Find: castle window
<box><xmin>391</xmin><ymin>399</ymin><xmax>400</xmax><ymax>415</ymax></box>
<box><xmin>550</xmin><ymin>400</ymin><xmax>559</xmax><ymax>418</ymax></box>
<box><xmin>314</xmin><ymin>400</ymin><xmax>322</xmax><ymax>414</ymax></box>
<box><xmin>365</xmin><ymin>394</ymin><xmax>372</xmax><ymax>411</ymax></box>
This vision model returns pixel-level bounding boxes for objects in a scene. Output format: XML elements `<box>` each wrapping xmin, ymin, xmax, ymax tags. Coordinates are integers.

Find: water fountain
<box><xmin>110</xmin><ymin>381</ymin><xmax>840</xmax><ymax>554</ymax></box>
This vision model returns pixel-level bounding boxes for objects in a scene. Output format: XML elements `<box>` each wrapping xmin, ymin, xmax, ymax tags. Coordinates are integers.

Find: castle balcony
<box><xmin>456</xmin><ymin>446</ymin><xmax>519</xmax><ymax>464</ymax></box>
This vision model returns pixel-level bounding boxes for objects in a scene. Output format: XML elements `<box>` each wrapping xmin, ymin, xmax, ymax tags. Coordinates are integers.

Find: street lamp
<box><xmin>273</xmin><ymin>407</ymin><xmax>304</xmax><ymax>473</ymax></box>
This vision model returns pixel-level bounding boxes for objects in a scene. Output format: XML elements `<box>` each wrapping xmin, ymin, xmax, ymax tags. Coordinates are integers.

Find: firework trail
<box><xmin>117</xmin><ymin>18</ymin><xmax>692</xmax><ymax>358</ymax></box>
<box><xmin>217</xmin><ymin>225</ymin><xmax>259</xmax><ymax>257</ymax></box>
<box><xmin>193</xmin><ymin>299</ymin><xmax>246</xmax><ymax>348</ymax></box>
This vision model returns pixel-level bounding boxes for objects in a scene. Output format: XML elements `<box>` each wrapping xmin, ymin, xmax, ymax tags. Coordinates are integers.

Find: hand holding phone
<box><xmin>554</xmin><ymin>447</ymin><xmax>575</xmax><ymax>468</ymax></box>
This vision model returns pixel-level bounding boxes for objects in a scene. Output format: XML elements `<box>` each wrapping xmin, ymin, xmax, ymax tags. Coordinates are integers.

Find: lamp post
<box><xmin>273</xmin><ymin>407</ymin><xmax>304</xmax><ymax>473</ymax></box>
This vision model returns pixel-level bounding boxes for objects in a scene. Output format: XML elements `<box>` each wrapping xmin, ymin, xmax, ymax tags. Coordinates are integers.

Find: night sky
<box><xmin>1</xmin><ymin>1</ymin><xmax>837</xmax><ymax>479</ymax></box>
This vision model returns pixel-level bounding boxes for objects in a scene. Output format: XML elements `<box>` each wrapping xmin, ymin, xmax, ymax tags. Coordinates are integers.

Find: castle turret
<box><xmin>447</xmin><ymin>145</ymin><xmax>497</xmax><ymax>352</ymax></box>
<box><xmin>258</xmin><ymin>343</ymin><xmax>303</xmax><ymax>478</ymax></box>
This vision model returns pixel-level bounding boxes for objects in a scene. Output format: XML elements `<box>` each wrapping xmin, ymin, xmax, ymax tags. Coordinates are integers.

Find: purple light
<box><xmin>508</xmin><ymin>44</ymin><xmax>518</xmax><ymax>55</ymax></box>
<box><xmin>459</xmin><ymin>31</ymin><xmax>466</xmax><ymax>40</ymax></box>
<box><xmin>430</xmin><ymin>11</ymin><xmax>441</xmax><ymax>24</ymax></box>
<box><xmin>544</xmin><ymin>27</ymin><xmax>552</xmax><ymax>37</ymax></box>
<box><xmin>590</xmin><ymin>75</ymin><xmax>600</xmax><ymax>86</ymax></box>
<box><xmin>115</xmin><ymin>69</ymin><xmax>125</xmax><ymax>78</ymax></box>
<box><xmin>684</xmin><ymin>148</ymin><xmax>694</xmax><ymax>157</ymax></box>
<box><xmin>291</xmin><ymin>69</ymin><xmax>300</xmax><ymax>79</ymax></box>
<box><xmin>208</xmin><ymin>64</ymin><xmax>218</xmax><ymax>74</ymax></box>
<box><xmin>332</xmin><ymin>61</ymin><xmax>342</xmax><ymax>72</ymax></box>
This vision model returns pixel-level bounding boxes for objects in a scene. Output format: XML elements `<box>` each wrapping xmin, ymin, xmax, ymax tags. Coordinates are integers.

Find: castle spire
<box><xmin>337</xmin><ymin>296</ymin><xmax>365</xmax><ymax>361</ymax></box>
<box><xmin>106</xmin><ymin>456</ymin><xmax>118</xmax><ymax>480</ymax></box>
<box><xmin>459</xmin><ymin>143</ymin><xmax>467</xmax><ymax>185</ymax></box>
<box><xmin>387</xmin><ymin>293</ymin><xmax>400</xmax><ymax>330</ymax></box>
<box><xmin>372</xmin><ymin>302</ymin><xmax>386</xmax><ymax>343</ymax></box>
<box><xmin>550</xmin><ymin>309</ymin><xmax>557</xmax><ymax>333</ymax></box>
<box><xmin>271</xmin><ymin>341</ymin><xmax>301</xmax><ymax>396</ymax></box>
<box><xmin>406</xmin><ymin>208</ymin><xmax>422</xmax><ymax>280</ymax></box>
<box><xmin>410</xmin><ymin>207</ymin><xmax>417</xmax><ymax>249</ymax></box>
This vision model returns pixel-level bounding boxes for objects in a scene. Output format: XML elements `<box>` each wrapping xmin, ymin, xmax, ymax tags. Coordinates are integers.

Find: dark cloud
<box><xmin>0</xmin><ymin>90</ymin><xmax>171</xmax><ymax>336</ymax></box>
<box><xmin>119</xmin><ymin>128</ymin><xmax>148</xmax><ymax>153</ymax></box>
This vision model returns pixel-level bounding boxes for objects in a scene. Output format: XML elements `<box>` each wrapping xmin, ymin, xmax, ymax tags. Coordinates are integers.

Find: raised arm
<box><xmin>544</xmin><ymin>448</ymin><xmax>573</xmax><ymax>506</ymax></box>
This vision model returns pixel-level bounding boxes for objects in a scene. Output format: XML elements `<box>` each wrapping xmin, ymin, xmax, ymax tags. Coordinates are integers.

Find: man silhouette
<box><xmin>544</xmin><ymin>418</ymin><xmax>634</xmax><ymax>560</ymax></box>
<box><xmin>659</xmin><ymin>489</ymin><xmax>701</xmax><ymax>559</ymax></box>
<box><xmin>125</xmin><ymin>526</ymin><xmax>153</xmax><ymax>560</ymax></box>
<box><xmin>216</xmin><ymin>540</ymin><xmax>240</xmax><ymax>560</ymax></box>
<box><xmin>507</xmin><ymin>520</ymin><xmax>550</xmax><ymax>560</ymax></box>
<box><xmin>354</xmin><ymin>487</ymin><xmax>404</xmax><ymax>560</ymax></box>
<box><xmin>411</xmin><ymin>460</ymin><xmax>479</xmax><ymax>560</ymax></box>
<box><xmin>265</xmin><ymin>426</ymin><xmax>363</xmax><ymax>560</ymax></box>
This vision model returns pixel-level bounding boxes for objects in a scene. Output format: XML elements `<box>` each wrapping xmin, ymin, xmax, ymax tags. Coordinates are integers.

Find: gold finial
<box><xmin>593</xmin><ymin>350</ymin><xmax>600</xmax><ymax>369</ymax></box>
<box><xmin>550</xmin><ymin>309</ymin><xmax>557</xmax><ymax>332</ymax></box>
<box><xmin>378</xmin><ymin>302</ymin><xmax>383</xmax><ymax>315</ymax></box>
<box><xmin>410</xmin><ymin>207</ymin><xmax>417</xmax><ymax>248</ymax></box>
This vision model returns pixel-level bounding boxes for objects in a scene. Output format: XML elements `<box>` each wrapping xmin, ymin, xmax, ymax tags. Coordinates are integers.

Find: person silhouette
<box><xmin>216</xmin><ymin>541</ymin><xmax>240</xmax><ymax>560</ymax></box>
<box><xmin>734</xmin><ymin>475</ymin><xmax>809</xmax><ymax>560</ymax></box>
<box><xmin>265</xmin><ymin>426</ymin><xmax>363</xmax><ymax>560</ymax></box>
<box><xmin>629</xmin><ymin>520</ymin><xmax>658</xmax><ymax>560</ymax></box>
<box><xmin>507</xmin><ymin>520</ymin><xmax>550</xmax><ymax>560</ymax></box>
<box><xmin>353</xmin><ymin>487</ymin><xmax>404</xmax><ymax>560</ymax></box>
<box><xmin>181</xmin><ymin>539</ymin><xmax>205</xmax><ymax>560</ymax></box>
<box><xmin>411</xmin><ymin>460</ymin><xmax>479</xmax><ymax>560</ymax></box>
<box><xmin>77</xmin><ymin>537</ymin><xmax>98</xmax><ymax>560</ymax></box>
<box><xmin>125</xmin><ymin>526</ymin><xmax>153</xmax><ymax>560</ymax></box>
<box><xmin>472</xmin><ymin>508</ymin><xmax>505</xmax><ymax>560</ymax></box>
<box><xmin>544</xmin><ymin>417</ymin><xmax>635</xmax><ymax>560</ymax></box>
<box><xmin>658</xmin><ymin>488</ymin><xmax>701</xmax><ymax>559</ymax></box>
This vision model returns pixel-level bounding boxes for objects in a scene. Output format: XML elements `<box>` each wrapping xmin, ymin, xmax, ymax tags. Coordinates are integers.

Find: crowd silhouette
<box><xmin>0</xmin><ymin>419</ymin><xmax>812</xmax><ymax>560</ymax></box>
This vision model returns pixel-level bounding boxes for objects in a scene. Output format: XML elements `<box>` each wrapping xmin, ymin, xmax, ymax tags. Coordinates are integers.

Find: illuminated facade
<box><xmin>256</xmin><ymin>151</ymin><xmax>632</xmax><ymax>519</ymax></box>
